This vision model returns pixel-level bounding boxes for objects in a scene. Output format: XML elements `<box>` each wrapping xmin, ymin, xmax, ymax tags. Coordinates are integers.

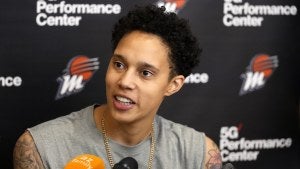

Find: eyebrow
<box><xmin>112</xmin><ymin>54</ymin><xmax>125</xmax><ymax>61</ymax></box>
<box><xmin>112</xmin><ymin>54</ymin><xmax>160</xmax><ymax>73</ymax></box>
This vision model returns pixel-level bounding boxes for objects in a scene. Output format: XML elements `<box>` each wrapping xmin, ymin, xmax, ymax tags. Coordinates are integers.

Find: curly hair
<box><xmin>112</xmin><ymin>5</ymin><xmax>201</xmax><ymax>77</ymax></box>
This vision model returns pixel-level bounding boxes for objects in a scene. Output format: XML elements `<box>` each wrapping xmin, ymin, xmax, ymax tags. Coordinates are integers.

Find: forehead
<box><xmin>113</xmin><ymin>31</ymin><xmax>171</xmax><ymax>68</ymax></box>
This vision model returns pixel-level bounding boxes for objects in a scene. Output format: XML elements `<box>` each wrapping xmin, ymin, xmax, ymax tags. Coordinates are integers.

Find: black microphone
<box><xmin>222</xmin><ymin>163</ymin><xmax>235</xmax><ymax>169</ymax></box>
<box><xmin>112</xmin><ymin>157</ymin><xmax>138</xmax><ymax>169</ymax></box>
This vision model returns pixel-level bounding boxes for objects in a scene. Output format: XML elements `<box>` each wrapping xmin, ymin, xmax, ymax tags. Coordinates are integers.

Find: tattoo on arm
<box><xmin>206</xmin><ymin>141</ymin><xmax>222</xmax><ymax>169</ymax></box>
<box><xmin>13</xmin><ymin>131</ymin><xmax>44</xmax><ymax>169</ymax></box>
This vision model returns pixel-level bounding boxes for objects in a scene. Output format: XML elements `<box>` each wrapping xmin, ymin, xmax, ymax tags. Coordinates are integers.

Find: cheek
<box><xmin>105</xmin><ymin>66</ymin><xmax>117</xmax><ymax>87</ymax></box>
<box><xmin>105</xmin><ymin>77</ymin><xmax>115</xmax><ymax>95</ymax></box>
<box><xmin>140</xmin><ymin>84</ymin><xmax>168</xmax><ymax>103</ymax></box>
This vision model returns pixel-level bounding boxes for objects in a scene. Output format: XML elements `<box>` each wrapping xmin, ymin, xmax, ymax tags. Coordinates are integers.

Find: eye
<box><xmin>113</xmin><ymin>61</ymin><xmax>125</xmax><ymax>70</ymax></box>
<box><xmin>141</xmin><ymin>70</ymin><xmax>154</xmax><ymax>77</ymax></box>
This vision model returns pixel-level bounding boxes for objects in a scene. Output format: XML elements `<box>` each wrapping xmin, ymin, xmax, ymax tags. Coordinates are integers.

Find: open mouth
<box><xmin>115</xmin><ymin>96</ymin><xmax>135</xmax><ymax>105</ymax></box>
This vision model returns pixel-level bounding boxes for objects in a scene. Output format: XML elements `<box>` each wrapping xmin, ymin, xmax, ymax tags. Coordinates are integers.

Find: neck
<box><xmin>94</xmin><ymin>105</ymin><xmax>155</xmax><ymax>146</ymax></box>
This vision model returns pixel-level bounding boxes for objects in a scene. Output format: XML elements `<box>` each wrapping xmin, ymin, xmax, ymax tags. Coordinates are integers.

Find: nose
<box><xmin>117</xmin><ymin>70</ymin><xmax>136</xmax><ymax>90</ymax></box>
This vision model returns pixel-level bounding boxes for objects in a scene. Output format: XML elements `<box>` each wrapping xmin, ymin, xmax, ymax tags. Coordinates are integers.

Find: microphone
<box><xmin>112</xmin><ymin>157</ymin><xmax>138</xmax><ymax>169</ymax></box>
<box><xmin>64</xmin><ymin>154</ymin><xmax>105</xmax><ymax>169</ymax></box>
<box><xmin>222</xmin><ymin>163</ymin><xmax>235</xmax><ymax>169</ymax></box>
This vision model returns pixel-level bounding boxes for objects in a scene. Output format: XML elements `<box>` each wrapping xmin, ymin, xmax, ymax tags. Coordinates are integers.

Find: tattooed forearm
<box><xmin>205</xmin><ymin>137</ymin><xmax>222</xmax><ymax>169</ymax></box>
<box><xmin>206</xmin><ymin>149</ymin><xmax>222</xmax><ymax>169</ymax></box>
<box><xmin>13</xmin><ymin>131</ymin><xmax>44</xmax><ymax>169</ymax></box>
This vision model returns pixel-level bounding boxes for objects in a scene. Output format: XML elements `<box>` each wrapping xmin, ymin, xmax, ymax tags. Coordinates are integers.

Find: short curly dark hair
<box><xmin>112</xmin><ymin>5</ymin><xmax>201</xmax><ymax>77</ymax></box>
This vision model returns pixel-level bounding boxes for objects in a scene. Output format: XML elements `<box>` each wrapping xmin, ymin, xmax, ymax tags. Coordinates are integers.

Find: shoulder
<box><xmin>13</xmin><ymin>130</ymin><xmax>45</xmax><ymax>169</ymax></box>
<box><xmin>27</xmin><ymin>105</ymin><xmax>96</xmax><ymax>150</ymax></box>
<box><xmin>156</xmin><ymin>115</ymin><xmax>204</xmax><ymax>137</ymax></box>
<box><xmin>156</xmin><ymin>116</ymin><xmax>222</xmax><ymax>169</ymax></box>
<box><xmin>204</xmin><ymin>136</ymin><xmax>222</xmax><ymax>169</ymax></box>
<box><xmin>29</xmin><ymin>105</ymin><xmax>93</xmax><ymax>135</ymax></box>
<box><xmin>155</xmin><ymin>116</ymin><xmax>209</xmax><ymax>167</ymax></box>
<box><xmin>156</xmin><ymin>115</ymin><xmax>206</xmax><ymax>150</ymax></box>
<box><xmin>14</xmin><ymin>105</ymin><xmax>96</xmax><ymax>168</ymax></box>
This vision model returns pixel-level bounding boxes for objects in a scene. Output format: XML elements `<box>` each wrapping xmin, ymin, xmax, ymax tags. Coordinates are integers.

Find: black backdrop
<box><xmin>1</xmin><ymin>0</ymin><xmax>299</xmax><ymax>168</ymax></box>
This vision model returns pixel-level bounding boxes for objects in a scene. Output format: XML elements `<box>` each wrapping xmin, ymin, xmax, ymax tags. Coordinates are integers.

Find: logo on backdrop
<box><xmin>219</xmin><ymin>124</ymin><xmax>292</xmax><ymax>162</ymax></box>
<box><xmin>0</xmin><ymin>76</ymin><xmax>22</xmax><ymax>87</ymax></box>
<box><xmin>239</xmin><ymin>54</ymin><xmax>278</xmax><ymax>95</ymax></box>
<box><xmin>223</xmin><ymin>0</ymin><xmax>298</xmax><ymax>27</ymax></box>
<box><xmin>184</xmin><ymin>73</ymin><xmax>209</xmax><ymax>84</ymax></box>
<box><xmin>36</xmin><ymin>0</ymin><xmax>122</xmax><ymax>26</ymax></box>
<box><xmin>55</xmin><ymin>55</ymin><xmax>99</xmax><ymax>100</ymax></box>
<box><xmin>156</xmin><ymin>0</ymin><xmax>189</xmax><ymax>13</ymax></box>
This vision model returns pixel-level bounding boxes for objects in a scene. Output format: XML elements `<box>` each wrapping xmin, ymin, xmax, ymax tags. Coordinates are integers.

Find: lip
<box><xmin>112</xmin><ymin>94</ymin><xmax>136</xmax><ymax>111</ymax></box>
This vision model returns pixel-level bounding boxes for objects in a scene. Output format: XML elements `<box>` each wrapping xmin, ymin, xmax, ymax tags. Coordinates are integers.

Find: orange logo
<box><xmin>239</xmin><ymin>54</ymin><xmax>278</xmax><ymax>95</ymax></box>
<box><xmin>56</xmin><ymin>55</ymin><xmax>99</xmax><ymax>100</ymax></box>
<box><xmin>69</xmin><ymin>56</ymin><xmax>97</xmax><ymax>80</ymax></box>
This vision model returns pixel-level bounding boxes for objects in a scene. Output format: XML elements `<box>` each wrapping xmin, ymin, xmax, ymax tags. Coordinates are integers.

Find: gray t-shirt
<box><xmin>28</xmin><ymin>105</ymin><xmax>206</xmax><ymax>169</ymax></box>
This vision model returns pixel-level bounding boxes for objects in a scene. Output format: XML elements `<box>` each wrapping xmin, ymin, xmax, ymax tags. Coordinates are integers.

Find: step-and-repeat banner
<box><xmin>1</xmin><ymin>0</ymin><xmax>299</xmax><ymax>168</ymax></box>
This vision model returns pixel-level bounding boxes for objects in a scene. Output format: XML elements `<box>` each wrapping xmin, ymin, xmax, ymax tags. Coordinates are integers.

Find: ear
<box><xmin>164</xmin><ymin>75</ymin><xmax>185</xmax><ymax>96</ymax></box>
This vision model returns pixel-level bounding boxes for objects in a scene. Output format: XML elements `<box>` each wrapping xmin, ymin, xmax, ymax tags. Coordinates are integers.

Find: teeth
<box><xmin>116</xmin><ymin>96</ymin><xmax>133</xmax><ymax>104</ymax></box>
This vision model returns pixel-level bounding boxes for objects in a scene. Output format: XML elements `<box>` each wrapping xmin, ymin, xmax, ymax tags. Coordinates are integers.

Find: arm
<box><xmin>13</xmin><ymin>130</ymin><xmax>45</xmax><ymax>169</ymax></box>
<box><xmin>204</xmin><ymin>136</ymin><xmax>222</xmax><ymax>169</ymax></box>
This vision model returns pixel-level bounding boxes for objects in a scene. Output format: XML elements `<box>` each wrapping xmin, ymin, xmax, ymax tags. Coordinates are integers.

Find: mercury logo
<box><xmin>55</xmin><ymin>55</ymin><xmax>99</xmax><ymax>100</ymax></box>
<box><xmin>239</xmin><ymin>54</ymin><xmax>278</xmax><ymax>95</ymax></box>
<box><xmin>156</xmin><ymin>0</ymin><xmax>189</xmax><ymax>13</ymax></box>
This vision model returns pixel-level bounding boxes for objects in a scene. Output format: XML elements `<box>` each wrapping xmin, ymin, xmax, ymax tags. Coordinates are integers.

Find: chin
<box><xmin>110</xmin><ymin>109</ymin><xmax>136</xmax><ymax>123</ymax></box>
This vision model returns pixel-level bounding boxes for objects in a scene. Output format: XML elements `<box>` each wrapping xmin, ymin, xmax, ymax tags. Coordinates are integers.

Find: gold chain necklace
<box><xmin>100</xmin><ymin>118</ymin><xmax>156</xmax><ymax>169</ymax></box>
